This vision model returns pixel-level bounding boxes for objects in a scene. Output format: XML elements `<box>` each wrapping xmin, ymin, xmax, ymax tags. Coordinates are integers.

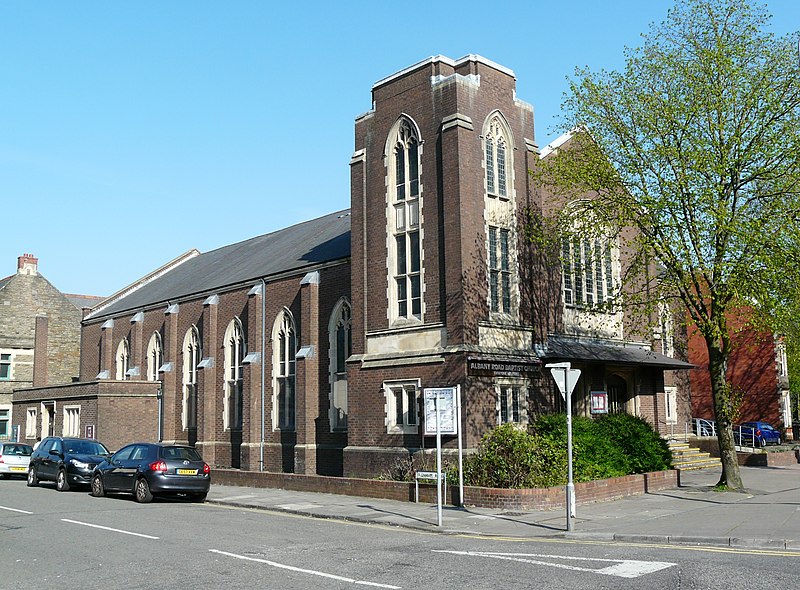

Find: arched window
<box><xmin>115</xmin><ymin>339</ymin><xmax>129</xmax><ymax>380</ymax></box>
<box><xmin>146</xmin><ymin>332</ymin><xmax>163</xmax><ymax>382</ymax></box>
<box><xmin>485</xmin><ymin>115</ymin><xmax>509</xmax><ymax>198</ymax></box>
<box><xmin>387</xmin><ymin>116</ymin><xmax>422</xmax><ymax>322</ymax></box>
<box><xmin>560</xmin><ymin>206</ymin><xmax>618</xmax><ymax>308</ymax></box>
<box><xmin>182</xmin><ymin>326</ymin><xmax>201</xmax><ymax>431</ymax></box>
<box><xmin>273</xmin><ymin>310</ymin><xmax>296</xmax><ymax>430</ymax></box>
<box><xmin>329</xmin><ymin>299</ymin><xmax>351</xmax><ymax>431</ymax></box>
<box><xmin>484</xmin><ymin>112</ymin><xmax>516</xmax><ymax>316</ymax></box>
<box><xmin>223</xmin><ymin>319</ymin><xmax>245</xmax><ymax>430</ymax></box>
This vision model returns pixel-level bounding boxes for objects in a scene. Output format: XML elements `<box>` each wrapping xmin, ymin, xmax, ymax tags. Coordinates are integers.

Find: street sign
<box><xmin>549</xmin><ymin>366</ymin><xmax>581</xmax><ymax>400</ymax></box>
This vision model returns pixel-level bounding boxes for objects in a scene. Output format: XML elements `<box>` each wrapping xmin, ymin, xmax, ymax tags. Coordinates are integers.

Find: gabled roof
<box><xmin>65</xmin><ymin>294</ymin><xmax>106</xmax><ymax>311</ymax></box>
<box><xmin>86</xmin><ymin>209</ymin><xmax>351</xmax><ymax>321</ymax></box>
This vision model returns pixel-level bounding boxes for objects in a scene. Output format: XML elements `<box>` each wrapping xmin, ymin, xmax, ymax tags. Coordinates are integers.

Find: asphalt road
<box><xmin>1</xmin><ymin>479</ymin><xmax>798</xmax><ymax>589</ymax></box>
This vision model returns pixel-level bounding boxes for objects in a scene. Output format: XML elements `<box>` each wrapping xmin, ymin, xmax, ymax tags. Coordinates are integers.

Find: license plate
<box><xmin>176</xmin><ymin>469</ymin><xmax>198</xmax><ymax>475</ymax></box>
<box><xmin>10</xmin><ymin>467</ymin><xmax>26</xmax><ymax>472</ymax></box>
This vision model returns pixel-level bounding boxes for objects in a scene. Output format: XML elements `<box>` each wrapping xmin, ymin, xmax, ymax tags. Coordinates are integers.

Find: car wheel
<box><xmin>90</xmin><ymin>474</ymin><xmax>106</xmax><ymax>497</ymax></box>
<box><xmin>135</xmin><ymin>478</ymin><xmax>153</xmax><ymax>503</ymax></box>
<box><xmin>27</xmin><ymin>467</ymin><xmax>38</xmax><ymax>487</ymax></box>
<box><xmin>56</xmin><ymin>469</ymin><xmax>71</xmax><ymax>492</ymax></box>
<box><xmin>190</xmin><ymin>492</ymin><xmax>207</xmax><ymax>503</ymax></box>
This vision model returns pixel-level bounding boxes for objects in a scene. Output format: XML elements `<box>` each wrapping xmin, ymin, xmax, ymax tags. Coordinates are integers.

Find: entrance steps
<box><xmin>668</xmin><ymin>440</ymin><xmax>722</xmax><ymax>471</ymax></box>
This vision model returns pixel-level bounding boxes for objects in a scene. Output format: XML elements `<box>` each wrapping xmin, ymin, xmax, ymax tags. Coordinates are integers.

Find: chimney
<box><xmin>17</xmin><ymin>253</ymin><xmax>38</xmax><ymax>276</ymax></box>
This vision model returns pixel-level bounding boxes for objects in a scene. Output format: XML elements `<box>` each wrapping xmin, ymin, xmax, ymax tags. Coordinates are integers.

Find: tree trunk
<box><xmin>707</xmin><ymin>340</ymin><xmax>744</xmax><ymax>490</ymax></box>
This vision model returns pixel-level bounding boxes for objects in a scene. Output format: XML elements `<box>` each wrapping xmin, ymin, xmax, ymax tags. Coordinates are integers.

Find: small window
<box><xmin>0</xmin><ymin>353</ymin><xmax>11</xmax><ymax>380</ymax></box>
<box><xmin>63</xmin><ymin>407</ymin><xmax>80</xmax><ymax>437</ymax></box>
<box><xmin>496</xmin><ymin>382</ymin><xmax>527</xmax><ymax>425</ymax></box>
<box><xmin>25</xmin><ymin>408</ymin><xmax>37</xmax><ymax>438</ymax></box>
<box><xmin>385</xmin><ymin>381</ymin><xmax>420</xmax><ymax>434</ymax></box>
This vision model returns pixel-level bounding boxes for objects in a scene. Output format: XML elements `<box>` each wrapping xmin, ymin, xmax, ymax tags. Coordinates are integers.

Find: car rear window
<box><xmin>2</xmin><ymin>444</ymin><xmax>33</xmax><ymax>456</ymax></box>
<box><xmin>159</xmin><ymin>446</ymin><xmax>203</xmax><ymax>461</ymax></box>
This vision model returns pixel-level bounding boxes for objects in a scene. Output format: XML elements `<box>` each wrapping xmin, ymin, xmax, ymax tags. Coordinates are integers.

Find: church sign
<box><xmin>467</xmin><ymin>358</ymin><xmax>541</xmax><ymax>377</ymax></box>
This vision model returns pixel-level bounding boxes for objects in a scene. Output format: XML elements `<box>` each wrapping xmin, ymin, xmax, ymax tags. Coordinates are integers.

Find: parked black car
<box><xmin>27</xmin><ymin>437</ymin><xmax>110</xmax><ymax>491</ymax></box>
<box><xmin>91</xmin><ymin>442</ymin><xmax>210</xmax><ymax>503</ymax></box>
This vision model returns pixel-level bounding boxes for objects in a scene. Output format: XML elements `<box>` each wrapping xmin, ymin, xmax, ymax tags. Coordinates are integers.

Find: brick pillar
<box><xmin>245</xmin><ymin>286</ymin><xmax>264</xmax><ymax>470</ymax></box>
<box><xmin>101</xmin><ymin>320</ymin><xmax>114</xmax><ymax>378</ymax></box>
<box><xmin>162</xmin><ymin>305</ymin><xmax>180</xmax><ymax>443</ymax></box>
<box><xmin>33</xmin><ymin>315</ymin><xmax>48</xmax><ymax>387</ymax></box>
<box><xmin>131</xmin><ymin>314</ymin><xmax>144</xmax><ymax>380</ymax></box>
<box><xmin>295</xmin><ymin>271</ymin><xmax>320</xmax><ymax>475</ymax></box>
<box><xmin>201</xmin><ymin>297</ymin><xmax>219</xmax><ymax>465</ymax></box>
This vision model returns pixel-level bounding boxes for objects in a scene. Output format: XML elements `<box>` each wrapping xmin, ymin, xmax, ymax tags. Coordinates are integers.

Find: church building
<box><xmin>13</xmin><ymin>55</ymin><xmax>691</xmax><ymax>477</ymax></box>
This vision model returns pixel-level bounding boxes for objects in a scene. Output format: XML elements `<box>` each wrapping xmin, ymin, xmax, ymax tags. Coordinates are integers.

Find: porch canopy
<box><xmin>542</xmin><ymin>336</ymin><xmax>694</xmax><ymax>370</ymax></box>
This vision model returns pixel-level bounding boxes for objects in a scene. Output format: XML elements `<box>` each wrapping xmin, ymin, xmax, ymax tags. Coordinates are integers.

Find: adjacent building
<box><xmin>12</xmin><ymin>55</ymin><xmax>692</xmax><ymax>475</ymax></box>
<box><xmin>0</xmin><ymin>254</ymin><xmax>99</xmax><ymax>440</ymax></box>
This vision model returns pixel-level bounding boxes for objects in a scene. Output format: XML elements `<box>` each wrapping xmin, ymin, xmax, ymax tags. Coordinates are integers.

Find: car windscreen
<box><xmin>65</xmin><ymin>441</ymin><xmax>109</xmax><ymax>455</ymax></box>
<box><xmin>159</xmin><ymin>446</ymin><xmax>203</xmax><ymax>462</ymax></box>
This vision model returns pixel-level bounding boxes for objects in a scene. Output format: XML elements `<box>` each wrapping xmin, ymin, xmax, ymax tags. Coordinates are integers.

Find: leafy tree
<box><xmin>537</xmin><ymin>0</ymin><xmax>800</xmax><ymax>489</ymax></box>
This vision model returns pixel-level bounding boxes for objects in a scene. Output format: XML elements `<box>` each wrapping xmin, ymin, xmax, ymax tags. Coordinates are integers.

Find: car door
<box><xmin>103</xmin><ymin>445</ymin><xmax>136</xmax><ymax>491</ymax></box>
<box><xmin>41</xmin><ymin>439</ymin><xmax>63</xmax><ymax>482</ymax></box>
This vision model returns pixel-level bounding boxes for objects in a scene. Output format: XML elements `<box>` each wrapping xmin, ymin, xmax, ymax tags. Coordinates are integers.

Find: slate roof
<box><xmin>87</xmin><ymin>209</ymin><xmax>351</xmax><ymax>321</ymax></box>
<box><xmin>543</xmin><ymin>336</ymin><xmax>694</xmax><ymax>370</ymax></box>
<box><xmin>65</xmin><ymin>294</ymin><xmax>105</xmax><ymax>311</ymax></box>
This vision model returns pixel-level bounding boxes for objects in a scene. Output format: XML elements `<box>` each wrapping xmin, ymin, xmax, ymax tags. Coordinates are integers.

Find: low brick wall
<box><xmin>212</xmin><ymin>468</ymin><xmax>679</xmax><ymax>511</ymax></box>
<box><xmin>690</xmin><ymin>437</ymin><xmax>800</xmax><ymax>467</ymax></box>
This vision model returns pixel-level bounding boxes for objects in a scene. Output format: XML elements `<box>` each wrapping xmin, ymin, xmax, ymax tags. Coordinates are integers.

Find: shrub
<box><xmin>462</xmin><ymin>423</ymin><xmax>567</xmax><ymax>488</ymax></box>
<box><xmin>593</xmin><ymin>413</ymin><xmax>672</xmax><ymax>472</ymax></box>
<box><xmin>533</xmin><ymin>414</ymin><xmax>630</xmax><ymax>482</ymax></box>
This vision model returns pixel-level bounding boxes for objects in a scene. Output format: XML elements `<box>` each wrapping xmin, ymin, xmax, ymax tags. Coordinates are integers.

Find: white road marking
<box><xmin>61</xmin><ymin>519</ymin><xmax>159</xmax><ymax>539</ymax></box>
<box><xmin>209</xmin><ymin>549</ymin><xmax>401</xmax><ymax>588</ymax></box>
<box><xmin>0</xmin><ymin>505</ymin><xmax>33</xmax><ymax>514</ymax></box>
<box><xmin>276</xmin><ymin>503</ymin><xmax>322</xmax><ymax>510</ymax></box>
<box><xmin>434</xmin><ymin>550</ymin><xmax>676</xmax><ymax>579</ymax></box>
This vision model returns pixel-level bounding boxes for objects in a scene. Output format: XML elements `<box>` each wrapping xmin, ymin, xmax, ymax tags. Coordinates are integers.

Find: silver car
<box><xmin>0</xmin><ymin>443</ymin><xmax>33</xmax><ymax>479</ymax></box>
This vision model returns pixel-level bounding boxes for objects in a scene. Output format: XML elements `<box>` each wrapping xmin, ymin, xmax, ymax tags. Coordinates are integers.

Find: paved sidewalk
<box><xmin>206</xmin><ymin>464</ymin><xmax>800</xmax><ymax>550</ymax></box>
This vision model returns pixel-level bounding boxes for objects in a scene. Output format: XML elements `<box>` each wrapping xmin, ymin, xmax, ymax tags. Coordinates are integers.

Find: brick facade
<box><xmin>1</xmin><ymin>254</ymin><xmax>87</xmax><ymax>440</ymax></box>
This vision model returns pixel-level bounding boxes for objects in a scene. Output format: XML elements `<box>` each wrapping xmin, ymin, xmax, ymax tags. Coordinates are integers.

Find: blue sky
<box><xmin>2</xmin><ymin>1</ymin><xmax>798</xmax><ymax>297</ymax></box>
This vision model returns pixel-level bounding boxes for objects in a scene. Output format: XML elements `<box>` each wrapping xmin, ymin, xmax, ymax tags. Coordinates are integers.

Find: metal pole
<box><xmin>565</xmin><ymin>367</ymin><xmax>575</xmax><ymax>532</ymax></box>
<box><xmin>435</xmin><ymin>393</ymin><xmax>443</xmax><ymax>526</ymax></box>
<box><xmin>456</xmin><ymin>385</ymin><xmax>464</xmax><ymax>507</ymax></box>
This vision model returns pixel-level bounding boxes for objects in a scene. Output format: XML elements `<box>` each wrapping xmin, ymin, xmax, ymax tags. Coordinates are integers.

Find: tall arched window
<box><xmin>329</xmin><ymin>299</ymin><xmax>351</xmax><ymax>431</ymax></box>
<box><xmin>223</xmin><ymin>319</ymin><xmax>245</xmax><ymax>430</ymax></box>
<box><xmin>485</xmin><ymin>116</ymin><xmax>509</xmax><ymax>198</ymax></box>
<box><xmin>387</xmin><ymin>116</ymin><xmax>422</xmax><ymax>322</ymax></box>
<box><xmin>146</xmin><ymin>332</ymin><xmax>163</xmax><ymax>382</ymax></box>
<box><xmin>182</xmin><ymin>326</ymin><xmax>201</xmax><ymax>431</ymax></box>
<box><xmin>560</xmin><ymin>205</ymin><xmax>618</xmax><ymax>308</ymax></box>
<box><xmin>273</xmin><ymin>310</ymin><xmax>296</xmax><ymax>430</ymax></box>
<box><xmin>484</xmin><ymin>112</ymin><xmax>516</xmax><ymax>316</ymax></box>
<box><xmin>115</xmin><ymin>339</ymin><xmax>129</xmax><ymax>380</ymax></box>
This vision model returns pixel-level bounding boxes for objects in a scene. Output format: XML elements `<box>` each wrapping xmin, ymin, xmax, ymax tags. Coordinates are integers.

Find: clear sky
<box><xmin>2</xmin><ymin>1</ymin><xmax>798</xmax><ymax>297</ymax></box>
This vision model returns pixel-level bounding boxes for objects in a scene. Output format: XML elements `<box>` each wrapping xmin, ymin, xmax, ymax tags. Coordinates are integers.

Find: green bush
<box><xmin>533</xmin><ymin>414</ymin><xmax>630</xmax><ymax>482</ymax></box>
<box><xmin>462</xmin><ymin>423</ymin><xmax>567</xmax><ymax>488</ymax></box>
<box><xmin>593</xmin><ymin>413</ymin><xmax>672</xmax><ymax>473</ymax></box>
<box><xmin>462</xmin><ymin>413</ymin><xmax>671</xmax><ymax>489</ymax></box>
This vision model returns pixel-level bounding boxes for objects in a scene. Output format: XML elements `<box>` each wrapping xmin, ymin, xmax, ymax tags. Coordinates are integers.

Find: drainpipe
<box><xmin>260</xmin><ymin>278</ymin><xmax>267</xmax><ymax>471</ymax></box>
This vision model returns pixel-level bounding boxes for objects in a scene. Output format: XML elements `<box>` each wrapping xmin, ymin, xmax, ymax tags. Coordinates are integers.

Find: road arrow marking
<box><xmin>434</xmin><ymin>550</ymin><xmax>676</xmax><ymax>578</ymax></box>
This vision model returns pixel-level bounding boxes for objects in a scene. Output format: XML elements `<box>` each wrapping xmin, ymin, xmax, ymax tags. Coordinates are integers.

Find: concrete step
<box><xmin>668</xmin><ymin>441</ymin><xmax>722</xmax><ymax>471</ymax></box>
<box><xmin>673</xmin><ymin>458</ymin><xmax>722</xmax><ymax>471</ymax></box>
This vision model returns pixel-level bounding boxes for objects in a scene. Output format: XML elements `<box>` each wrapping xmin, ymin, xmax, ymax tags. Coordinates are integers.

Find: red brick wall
<box><xmin>212</xmin><ymin>468</ymin><xmax>678</xmax><ymax>511</ymax></box>
<box><xmin>688</xmin><ymin>308</ymin><xmax>782</xmax><ymax>426</ymax></box>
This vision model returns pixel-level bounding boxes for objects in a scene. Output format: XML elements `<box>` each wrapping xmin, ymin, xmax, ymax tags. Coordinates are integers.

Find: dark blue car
<box><xmin>733</xmin><ymin>421</ymin><xmax>781</xmax><ymax>447</ymax></box>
